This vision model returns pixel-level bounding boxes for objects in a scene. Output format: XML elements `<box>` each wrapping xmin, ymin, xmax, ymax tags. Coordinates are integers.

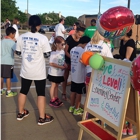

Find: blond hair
<box><xmin>90</xmin><ymin>30</ymin><xmax>104</xmax><ymax>45</ymax></box>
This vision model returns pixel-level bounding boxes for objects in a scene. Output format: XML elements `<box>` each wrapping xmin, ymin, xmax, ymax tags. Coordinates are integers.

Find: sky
<box><xmin>16</xmin><ymin>0</ymin><xmax>140</xmax><ymax>18</ymax></box>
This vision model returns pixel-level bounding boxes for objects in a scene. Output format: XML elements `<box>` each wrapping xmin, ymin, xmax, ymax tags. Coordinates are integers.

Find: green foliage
<box><xmin>1</xmin><ymin>0</ymin><xmax>18</xmax><ymax>22</ymax></box>
<box><xmin>65</xmin><ymin>16</ymin><xmax>77</xmax><ymax>26</ymax></box>
<box><xmin>16</xmin><ymin>10</ymin><xmax>27</xmax><ymax>24</ymax></box>
<box><xmin>37</xmin><ymin>14</ymin><xmax>47</xmax><ymax>24</ymax></box>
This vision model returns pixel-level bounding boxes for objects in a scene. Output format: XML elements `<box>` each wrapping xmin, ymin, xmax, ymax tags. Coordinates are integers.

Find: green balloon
<box><xmin>89</xmin><ymin>54</ymin><xmax>104</xmax><ymax>70</ymax></box>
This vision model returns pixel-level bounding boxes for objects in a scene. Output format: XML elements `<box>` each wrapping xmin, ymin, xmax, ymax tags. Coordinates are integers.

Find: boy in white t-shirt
<box><xmin>69</xmin><ymin>36</ymin><xmax>90</xmax><ymax>115</ymax></box>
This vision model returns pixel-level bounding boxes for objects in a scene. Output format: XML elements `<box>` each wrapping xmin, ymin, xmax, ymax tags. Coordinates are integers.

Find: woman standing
<box><xmin>16</xmin><ymin>15</ymin><xmax>54</xmax><ymax>125</ymax></box>
<box><xmin>62</xmin><ymin>24</ymin><xmax>86</xmax><ymax>100</ymax></box>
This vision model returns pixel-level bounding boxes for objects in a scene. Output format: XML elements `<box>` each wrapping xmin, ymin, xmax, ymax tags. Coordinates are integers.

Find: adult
<box><xmin>1</xmin><ymin>18</ymin><xmax>11</xmax><ymax>29</ymax></box>
<box><xmin>83</xmin><ymin>19</ymin><xmax>97</xmax><ymax>38</ymax></box>
<box><xmin>62</xmin><ymin>24</ymin><xmax>86</xmax><ymax>100</ymax></box>
<box><xmin>114</xmin><ymin>29</ymin><xmax>136</xmax><ymax>61</ymax></box>
<box><xmin>12</xmin><ymin>17</ymin><xmax>20</xmax><ymax>41</ymax></box>
<box><xmin>16</xmin><ymin>15</ymin><xmax>54</xmax><ymax>125</ymax></box>
<box><xmin>55</xmin><ymin>18</ymin><xmax>66</xmax><ymax>38</ymax></box>
<box><xmin>69</xmin><ymin>22</ymin><xmax>80</xmax><ymax>35</ymax></box>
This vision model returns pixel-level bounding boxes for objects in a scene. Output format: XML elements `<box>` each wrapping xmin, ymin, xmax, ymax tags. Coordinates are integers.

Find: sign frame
<box><xmin>78</xmin><ymin>57</ymin><xmax>140</xmax><ymax>140</ymax></box>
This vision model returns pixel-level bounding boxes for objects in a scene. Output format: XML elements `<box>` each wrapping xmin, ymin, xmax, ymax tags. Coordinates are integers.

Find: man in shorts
<box><xmin>1</xmin><ymin>27</ymin><xmax>17</xmax><ymax>97</ymax></box>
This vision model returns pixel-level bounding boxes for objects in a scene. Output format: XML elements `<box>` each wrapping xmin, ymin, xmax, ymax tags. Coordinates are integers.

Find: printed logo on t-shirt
<box><xmin>71</xmin><ymin>50</ymin><xmax>79</xmax><ymax>64</ymax></box>
<box><xmin>26</xmin><ymin>54</ymin><xmax>34</xmax><ymax>62</ymax></box>
<box><xmin>86</xmin><ymin>44</ymin><xmax>103</xmax><ymax>52</ymax></box>
<box><xmin>22</xmin><ymin>37</ymin><xmax>39</xmax><ymax>61</ymax></box>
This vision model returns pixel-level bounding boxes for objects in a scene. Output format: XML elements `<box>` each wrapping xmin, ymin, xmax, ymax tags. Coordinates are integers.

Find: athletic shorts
<box><xmin>47</xmin><ymin>74</ymin><xmax>64</xmax><ymax>84</ymax></box>
<box><xmin>20</xmin><ymin>77</ymin><xmax>46</xmax><ymax>96</ymax></box>
<box><xmin>71</xmin><ymin>81</ymin><xmax>85</xmax><ymax>94</ymax></box>
<box><xmin>85</xmin><ymin>72</ymin><xmax>91</xmax><ymax>86</ymax></box>
<box><xmin>1</xmin><ymin>65</ymin><xmax>13</xmax><ymax>78</ymax></box>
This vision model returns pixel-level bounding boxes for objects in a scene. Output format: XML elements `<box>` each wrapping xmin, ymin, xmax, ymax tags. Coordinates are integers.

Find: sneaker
<box><xmin>1</xmin><ymin>89</ymin><xmax>6</xmax><ymax>95</ymax></box>
<box><xmin>69</xmin><ymin>106</ymin><xmax>75</xmax><ymax>113</ymax></box>
<box><xmin>17</xmin><ymin>109</ymin><xmax>29</xmax><ymax>121</ymax></box>
<box><xmin>73</xmin><ymin>108</ymin><xmax>84</xmax><ymax>115</ymax></box>
<box><xmin>38</xmin><ymin>114</ymin><xmax>54</xmax><ymax>126</ymax></box>
<box><xmin>128</xmin><ymin>128</ymin><xmax>133</xmax><ymax>135</ymax></box>
<box><xmin>122</xmin><ymin>128</ymin><xmax>127</xmax><ymax>135</ymax></box>
<box><xmin>55</xmin><ymin>97</ymin><xmax>63</xmax><ymax>106</ymax></box>
<box><xmin>49</xmin><ymin>100</ymin><xmax>62</xmax><ymax>108</ymax></box>
<box><xmin>6</xmin><ymin>91</ymin><xmax>17</xmax><ymax>97</ymax></box>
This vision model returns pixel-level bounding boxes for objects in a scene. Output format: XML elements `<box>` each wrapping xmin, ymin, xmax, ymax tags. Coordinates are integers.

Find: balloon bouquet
<box><xmin>82</xmin><ymin>6</ymin><xmax>140</xmax><ymax>91</ymax></box>
<box><xmin>82</xmin><ymin>6</ymin><xmax>134</xmax><ymax>69</ymax></box>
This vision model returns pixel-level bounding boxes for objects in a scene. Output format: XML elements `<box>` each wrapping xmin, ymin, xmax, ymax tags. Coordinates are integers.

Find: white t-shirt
<box><xmin>70</xmin><ymin>46</ymin><xmax>86</xmax><ymax>83</ymax></box>
<box><xmin>55</xmin><ymin>23</ymin><xmax>65</xmax><ymax>38</ymax></box>
<box><xmin>13</xmin><ymin>24</ymin><xmax>19</xmax><ymax>41</ymax></box>
<box><xmin>16</xmin><ymin>32</ymin><xmax>51</xmax><ymax>80</ymax></box>
<box><xmin>48</xmin><ymin>50</ymin><xmax>65</xmax><ymax>76</ymax></box>
<box><xmin>84</xmin><ymin>40</ymin><xmax>113</xmax><ymax>73</ymax></box>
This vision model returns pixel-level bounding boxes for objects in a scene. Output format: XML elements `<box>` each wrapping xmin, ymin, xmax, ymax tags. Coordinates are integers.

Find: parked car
<box><xmin>66</xmin><ymin>27</ymin><xmax>73</xmax><ymax>33</ymax></box>
<box><xmin>41</xmin><ymin>25</ymin><xmax>49</xmax><ymax>32</ymax></box>
<box><xmin>49</xmin><ymin>25</ymin><xmax>55</xmax><ymax>32</ymax></box>
<box><xmin>38</xmin><ymin>28</ymin><xmax>45</xmax><ymax>34</ymax></box>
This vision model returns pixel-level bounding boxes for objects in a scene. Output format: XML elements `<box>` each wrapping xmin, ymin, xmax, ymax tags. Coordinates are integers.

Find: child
<box><xmin>1</xmin><ymin>27</ymin><xmax>17</xmax><ymax>97</ymax></box>
<box><xmin>47</xmin><ymin>36</ymin><xmax>67</xmax><ymax>108</ymax></box>
<box><xmin>69</xmin><ymin>36</ymin><xmax>91</xmax><ymax>115</ymax></box>
<box><xmin>84</xmin><ymin>31</ymin><xmax>113</xmax><ymax>92</ymax></box>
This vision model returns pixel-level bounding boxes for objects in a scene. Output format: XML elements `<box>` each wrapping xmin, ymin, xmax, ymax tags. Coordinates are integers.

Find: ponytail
<box><xmin>52</xmin><ymin>43</ymin><xmax>57</xmax><ymax>51</ymax></box>
<box><xmin>31</xmin><ymin>25</ymin><xmax>37</xmax><ymax>33</ymax></box>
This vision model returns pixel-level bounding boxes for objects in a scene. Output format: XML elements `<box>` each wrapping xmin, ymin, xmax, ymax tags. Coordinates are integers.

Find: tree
<box><xmin>1</xmin><ymin>0</ymin><xmax>18</xmax><ymax>22</ymax></box>
<box><xmin>47</xmin><ymin>12</ymin><xmax>59</xmax><ymax>24</ymax></box>
<box><xmin>65</xmin><ymin>16</ymin><xmax>77</xmax><ymax>26</ymax></box>
<box><xmin>16</xmin><ymin>10</ymin><xmax>27</xmax><ymax>24</ymax></box>
<box><xmin>37</xmin><ymin>14</ymin><xmax>47</xmax><ymax>24</ymax></box>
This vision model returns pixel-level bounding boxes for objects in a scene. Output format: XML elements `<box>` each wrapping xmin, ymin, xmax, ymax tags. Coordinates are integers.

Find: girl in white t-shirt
<box><xmin>84</xmin><ymin>30</ymin><xmax>113</xmax><ymax>90</ymax></box>
<box><xmin>47</xmin><ymin>36</ymin><xmax>67</xmax><ymax>108</ymax></box>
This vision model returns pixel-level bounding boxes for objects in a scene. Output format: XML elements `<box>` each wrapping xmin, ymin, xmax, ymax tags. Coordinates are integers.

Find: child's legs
<box><xmin>34</xmin><ymin>79</ymin><xmax>46</xmax><ymax>119</ymax></box>
<box><xmin>62</xmin><ymin>66</ymin><xmax>70</xmax><ymax>94</ymax></box>
<box><xmin>54</xmin><ymin>83</ymin><xmax>59</xmax><ymax>98</ymax></box>
<box><xmin>18</xmin><ymin>78</ymin><xmax>32</xmax><ymax>113</ymax></box>
<box><xmin>1</xmin><ymin>65</ymin><xmax>13</xmax><ymax>90</ymax></box>
<box><xmin>1</xmin><ymin>78</ymin><xmax>4</xmax><ymax>89</ymax></box>
<box><xmin>75</xmin><ymin>94</ymin><xmax>82</xmax><ymax>109</ymax></box>
<box><xmin>70</xmin><ymin>92</ymin><xmax>76</xmax><ymax>106</ymax></box>
<box><xmin>128</xmin><ymin>122</ymin><xmax>133</xmax><ymax>129</ymax></box>
<box><xmin>50</xmin><ymin>82</ymin><xmax>57</xmax><ymax>100</ymax></box>
<box><xmin>6</xmin><ymin>78</ymin><xmax>11</xmax><ymax>91</ymax></box>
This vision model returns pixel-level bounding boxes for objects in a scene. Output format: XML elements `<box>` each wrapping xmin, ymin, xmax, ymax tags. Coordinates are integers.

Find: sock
<box><xmin>54</xmin><ymin>97</ymin><xmax>58</xmax><ymax>100</ymax></box>
<box><xmin>0</xmin><ymin>89</ymin><xmax>2</xmax><ymax>91</ymax></box>
<box><xmin>7</xmin><ymin>90</ymin><xmax>11</xmax><ymax>93</ymax></box>
<box><xmin>51</xmin><ymin>98</ymin><xmax>56</xmax><ymax>102</ymax></box>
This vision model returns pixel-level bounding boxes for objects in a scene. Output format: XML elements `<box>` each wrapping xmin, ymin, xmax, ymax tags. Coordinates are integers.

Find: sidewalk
<box><xmin>1</xmin><ymin>80</ymin><xmax>93</xmax><ymax>140</ymax></box>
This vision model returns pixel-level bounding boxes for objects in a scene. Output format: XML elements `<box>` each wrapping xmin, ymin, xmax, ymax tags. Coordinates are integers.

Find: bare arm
<box><xmin>125</xmin><ymin>46</ymin><xmax>134</xmax><ymax>60</ymax></box>
<box><xmin>64</xmin><ymin>44</ymin><xmax>70</xmax><ymax>58</ymax></box>
<box><xmin>62</xmin><ymin>30</ymin><xmax>66</xmax><ymax>34</ymax></box>
<box><xmin>50</xmin><ymin>63</ymin><xmax>65</xmax><ymax>69</ymax></box>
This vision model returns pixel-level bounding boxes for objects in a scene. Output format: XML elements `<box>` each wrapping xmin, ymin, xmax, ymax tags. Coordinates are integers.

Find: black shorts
<box><xmin>71</xmin><ymin>81</ymin><xmax>86</xmax><ymax>94</ymax></box>
<box><xmin>47</xmin><ymin>74</ymin><xmax>64</xmax><ymax>84</ymax></box>
<box><xmin>20</xmin><ymin>77</ymin><xmax>46</xmax><ymax>96</ymax></box>
<box><xmin>1</xmin><ymin>65</ymin><xmax>13</xmax><ymax>78</ymax></box>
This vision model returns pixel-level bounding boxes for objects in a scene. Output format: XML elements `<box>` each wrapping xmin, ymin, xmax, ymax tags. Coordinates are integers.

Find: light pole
<box><xmin>127</xmin><ymin>0</ymin><xmax>130</xmax><ymax>9</ymax></box>
<box><xmin>98</xmin><ymin>0</ymin><xmax>101</xmax><ymax>17</ymax></box>
<box><xmin>27</xmin><ymin>0</ymin><xmax>29</xmax><ymax>19</ymax></box>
